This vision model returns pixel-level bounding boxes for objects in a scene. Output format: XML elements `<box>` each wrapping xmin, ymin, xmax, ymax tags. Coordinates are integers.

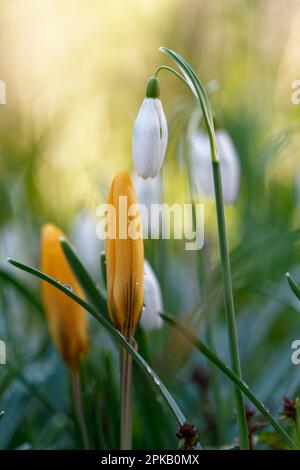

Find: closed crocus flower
<box><xmin>140</xmin><ymin>260</ymin><xmax>163</xmax><ymax>331</ymax></box>
<box><xmin>40</xmin><ymin>224</ymin><xmax>88</xmax><ymax>370</ymax></box>
<box><xmin>190</xmin><ymin>130</ymin><xmax>240</xmax><ymax>205</ymax></box>
<box><xmin>106</xmin><ymin>171</ymin><xmax>144</xmax><ymax>338</ymax></box>
<box><xmin>132</xmin><ymin>76</ymin><xmax>168</xmax><ymax>179</ymax></box>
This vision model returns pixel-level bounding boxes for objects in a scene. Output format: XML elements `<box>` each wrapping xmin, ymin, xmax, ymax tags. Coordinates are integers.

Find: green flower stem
<box><xmin>70</xmin><ymin>369</ymin><xmax>90</xmax><ymax>450</ymax></box>
<box><xmin>212</xmin><ymin>160</ymin><xmax>249</xmax><ymax>449</ymax></box>
<box><xmin>184</xmin><ymin>134</ymin><xmax>226</xmax><ymax>443</ymax></box>
<box><xmin>120</xmin><ymin>342</ymin><xmax>133</xmax><ymax>450</ymax></box>
<box><xmin>158</xmin><ymin>47</ymin><xmax>249</xmax><ymax>449</ymax></box>
<box><xmin>295</xmin><ymin>398</ymin><xmax>300</xmax><ymax>449</ymax></box>
<box><xmin>154</xmin><ymin>65</ymin><xmax>188</xmax><ymax>87</ymax></box>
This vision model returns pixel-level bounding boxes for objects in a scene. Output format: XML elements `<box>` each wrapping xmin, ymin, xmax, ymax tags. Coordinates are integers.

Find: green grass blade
<box><xmin>5</xmin><ymin>362</ymin><xmax>58</xmax><ymax>414</ymax></box>
<box><xmin>286</xmin><ymin>272</ymin><xmax>300</xmax><ymax>301</ymax></box>
<box><xmin>159</xmin><ymin>47</ymin><xmax>214</xmax><ymax>135</ymax></box>
<box><xmin>7</xmin><ymin>257</ymin><xmax>201</xmax><ymax>449</ymax></box>
<box><xmin>0</xmin><ymin>268</ymin><xmax>43</xmax><ymax>313</ymax></box>
<box><xmin>160</xmin><ymin>311</ymin><xmax>297</xmax><ymax>450</ymax></box>
<box><xmin>60</xmin><ymin>238</ymin><xmax>108</xmax><ymax>317</ymax></box>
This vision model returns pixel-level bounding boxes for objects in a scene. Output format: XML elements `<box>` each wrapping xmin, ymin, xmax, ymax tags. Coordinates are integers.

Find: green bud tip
<box><xmin>146</xmin><ymin>76</ymin><xmax>160</xmax><ymax>98</ymax></box>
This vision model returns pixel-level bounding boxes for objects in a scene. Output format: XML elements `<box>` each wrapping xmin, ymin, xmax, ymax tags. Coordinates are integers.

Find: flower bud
<box><xmin>40</xmin><ymin>224</ymin><xmax>88</xmax><ymax>370</ymax></box>
<box><xmin>105</xmin><ymin>171</ymin><xmax>144</xmax><ymax>337</ymax></box>
<box><xmin>132</xmin><ymin>77</ymin><xmax>168</xmax><ymax>179</ymax></box>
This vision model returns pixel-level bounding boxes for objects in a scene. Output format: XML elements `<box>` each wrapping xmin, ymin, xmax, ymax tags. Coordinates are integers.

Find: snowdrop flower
<box><xmin>140</xmin><ymin>260</ymin><xmax>163</xmax><ymax>331</ymax></box>
<box><xmin>132</xmin><ymin>172</ymin><xmax>162</xmax><ymax>236</ymax></box>
<box><xmin>0</xmin><ymin>222</ymin><xmax>35</xmax><ymax>270</ymax></box>
<box><xmin>190</xmin><ymin>130</ymin><xmax>240</xmax><ymax>205</ymax></box>
<box><xmin>71</xmin><ymin>211</ymin><xmax>103</xmax><ymax>275</ymax></box>
<box><xmin>132</xmin><ymin>76</ymin><xmax>168</xmax><ymax>179</ymax></box>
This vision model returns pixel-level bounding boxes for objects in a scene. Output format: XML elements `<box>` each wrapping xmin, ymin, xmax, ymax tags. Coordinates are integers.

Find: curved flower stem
<box><xmin>158</xmin><ymin>47</ymin><xmax>249</xmax><ymax>449</ymax></box>
<box><xmin>154</xmin><ymin>65</ymin><xmax>188</xmax><ymax>87</ymax></box>
<box><xmin>70</xmin><ymin>369</ymin><xmax>90</xmax><ymax>450</ymax></box>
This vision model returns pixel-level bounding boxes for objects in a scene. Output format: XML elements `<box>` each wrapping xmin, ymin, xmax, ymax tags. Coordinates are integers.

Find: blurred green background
<box><xmin>1</xmin><ymin>0</ymin><xmax>300</xmax><ymax>450</ymax></box>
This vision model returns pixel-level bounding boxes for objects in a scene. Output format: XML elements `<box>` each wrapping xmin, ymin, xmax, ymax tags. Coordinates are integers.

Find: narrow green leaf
<box><xmin>160</xmin><ymin>312</ymin><xmax>297</xmax><ymax>450</ymax></box>
<box><xmin>8</xmin><ymin>257</ymin><xmax>201</xmax><ymax>449</ymax></box>
<box><xmin>0</xmin><ymin>268</ymin><xmax>43</xmax><ymax>313</ymax></box>
<box><xmin>59</xmin><ymin>238</ymin><xmax>108</xmax><ymax>317</ymax></box>
<box><xmin>286</xmin><ymin>272</ymin><xmax>300</xmax><ymax>301</ymax></box>
<box><xmin>100</xmin><ymin>250</ymin><xmax>107</xmax><ymax>289</ymax></box>
<box><xmin>5</xmin><ymin>362</ymin><xmax>58</xmax><ymax>414</ymax></box>
<box><xmin>159</xmin><ymin>47</ymin><xmax>214</xmax><ymax>133</ymax></box>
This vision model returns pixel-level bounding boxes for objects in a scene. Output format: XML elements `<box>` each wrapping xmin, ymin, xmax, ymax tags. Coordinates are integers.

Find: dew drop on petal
<box><xmin>64</xmin><ymin>284</ymin><xmax>73</xmax><ymax>292</ymax></box>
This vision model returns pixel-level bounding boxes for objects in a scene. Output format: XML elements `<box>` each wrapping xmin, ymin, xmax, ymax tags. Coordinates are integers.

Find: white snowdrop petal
<box><xmin>140</xmin><ymin>260</ymin><xmax>163</xmax><ymax>331</ymax></box>
<box><xmin>71</xmin><ymin>212</ymin><xmax>103</xmax><ymax>274</ymax></box>
<box><xmin>132</xmin><ymin>173</ymin><xmax>162</xmax><ymax>209</ymax></box>
<box><xmin>132</xmin><ymin>97</ymin><xmax>168</xmax><ymax>179</ymax></box>
<box><xmin>133</xmin><ymin>98</ymin><xmax>161</xmax><ymax>179</ymax></box>
<box><xmin>132</xmin><ymin>173</ymin><xmax>162</xmax><ymax>236</ymax></box>
<box><xmin>153</xmin><ymin>99</ymin><xmax>168</xmax><ymax>177</ymax></box>
<box><xmin>190</xmin><ymin>130</ymin><xmax>240</xmax><ymax>205</ymax></box>
<box><xmin>190</xmin><ymin>132</ymin><xmax>214</xmax><ymax>198</ymax></box>
<box><xmin>217</xmin><ymin>131</ymin><xmax>240</xmax><ymax>204</ymax></box>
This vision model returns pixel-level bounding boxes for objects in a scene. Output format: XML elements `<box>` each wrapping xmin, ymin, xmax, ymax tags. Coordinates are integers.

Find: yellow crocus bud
<box><xmin>105</xmin><ymin>171</ymin><xmax>144</xmax><ymax>338</ymax></box>
<box><xmin>40</xmin><ymin>223</ymin><xmax>88</xmax><ymax>370</ymax></box>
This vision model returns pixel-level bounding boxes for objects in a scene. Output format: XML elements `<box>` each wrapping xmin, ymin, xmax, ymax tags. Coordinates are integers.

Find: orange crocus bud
<box><xmin>105</xmin><ymin>171</ymin><xmax>144</xmax><ymax>338</ymax></box>
<box><xmin>40</xmin><ymin>224</ymin><xmax>88</xmax><ymax>370</ymax></box>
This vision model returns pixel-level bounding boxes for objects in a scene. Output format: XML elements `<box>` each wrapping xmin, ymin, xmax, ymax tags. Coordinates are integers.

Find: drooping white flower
<box><xmin>0</xmin><ymin>222</ymin><xmax>35</xmax><ymax>271</ymax></box>
<box><xmin>190</xmin><ymin>130</ymin><xmax>240</xmax><ymax>205</ymax></box>
<box><xmin>140</xmin><ymin>260</ymin><xmax>163</xmax><ymax>331</ymax></box>
<box><xmin>132</xmin><ymin>77</ymin><xmax>168</xmax><ymax>179</ymax></box>
<box><xmin>132</xmin><ymin>172</ymin><xmax>162</xmax><ymax>236</ymax></box>
<box><xmin>71</xmin><ymin>211</ymin><xmax>103</xmax><ymax>275</ymax></box>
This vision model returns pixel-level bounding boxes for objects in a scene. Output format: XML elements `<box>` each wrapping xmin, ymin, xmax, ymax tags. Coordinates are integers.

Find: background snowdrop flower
<box><xmin>132</xmin><ymin>76</ymin><xmax>168</xmax><ymax>179</ymax></box>
<box><xmin>140</xmin><ymin>260</ymin><xmax>163</xmax><ymax>331</ymax></box>
<box><xmin>71</xmin><ymin>211</ymin><xmax>103</xmax><ymax>276</ymax></box>
<box><xmin>132</xmin><ymin>172</ymin><xmax>162</xmax><ymax>236</ymax></box>
<box><xmin>0</xmin><ymin>222</ymin><xmax>36</xmax><ymax>272</ymax></box>
<box><xmin>190</xmin><ymin>130</ymin><xmax>241</xmax><ymax>205</ymax></box>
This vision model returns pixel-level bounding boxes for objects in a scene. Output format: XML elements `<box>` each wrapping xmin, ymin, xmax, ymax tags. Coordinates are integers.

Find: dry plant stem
<box><xmin>120</xmin><ymin>339</ymin><xmax>133</xmax><ymax>450</ymax></box>
<box><xmin>70</xmin><ymin>369</ymin><xmax>90</xmax><ymax>450</ymax></box>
